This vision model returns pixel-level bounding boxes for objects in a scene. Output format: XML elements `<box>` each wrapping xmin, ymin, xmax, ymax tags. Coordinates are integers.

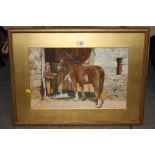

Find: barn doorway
<box><xmin>43</xmin><ymin>48</ymin><xmax>92</xmax><ymax>93</ymax></box>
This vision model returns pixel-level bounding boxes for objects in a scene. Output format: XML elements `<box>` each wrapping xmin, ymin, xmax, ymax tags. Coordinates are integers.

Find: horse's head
<box><xmin>57</xmin><ymin>52</ymin><xmax>73</xmax><ymax>70</ymax></box>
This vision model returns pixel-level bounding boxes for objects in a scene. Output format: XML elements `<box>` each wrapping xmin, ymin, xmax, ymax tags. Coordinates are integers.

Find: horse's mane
<box><xmin>63</xmin><ymin>52</ymin><xmax>80</xmax><ymax>64</ymax></box>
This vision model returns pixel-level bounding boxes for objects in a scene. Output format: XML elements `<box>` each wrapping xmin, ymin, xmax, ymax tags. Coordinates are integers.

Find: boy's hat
<box><xmin>45</xmin><ymin>62</ymin><xmax>50</xmax><ymax>67</ymax></box>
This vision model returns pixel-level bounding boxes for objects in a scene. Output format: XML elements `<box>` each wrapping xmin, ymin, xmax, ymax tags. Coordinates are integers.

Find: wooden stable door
<box><xmin>44</xmin><ymin>48</ymin><xmax>92</xmax><ymax>92</ymax></box>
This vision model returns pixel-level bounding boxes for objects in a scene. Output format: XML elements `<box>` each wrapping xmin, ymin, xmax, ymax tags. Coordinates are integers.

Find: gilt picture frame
<box><xmin>8</xmin><ymin>27</ymin><xmax>149</xmax><ymax>125</ymax></box>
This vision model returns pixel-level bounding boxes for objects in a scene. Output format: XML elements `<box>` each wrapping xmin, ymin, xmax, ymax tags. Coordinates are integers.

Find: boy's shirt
<box><xmin>43</xmin><ymin>70</ymin><xmax>53</xmax><ymax>81</ymax></box>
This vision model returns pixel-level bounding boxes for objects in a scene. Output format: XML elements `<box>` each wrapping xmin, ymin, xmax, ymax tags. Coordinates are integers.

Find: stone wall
<box><xmin>29</xmin><ymin>48</ymin><xmax>44</xmax><ymax>91</ymax></box>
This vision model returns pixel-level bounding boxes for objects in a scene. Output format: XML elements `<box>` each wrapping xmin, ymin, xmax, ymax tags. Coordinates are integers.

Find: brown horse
<box><xmin>57</xmin><ymin>52</ymin><xmax>105</xmax><ymax>108</ymax></box>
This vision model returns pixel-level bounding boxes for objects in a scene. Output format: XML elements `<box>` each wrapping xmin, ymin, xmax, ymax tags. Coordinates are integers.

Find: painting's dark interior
<box><xmin>45</xmin><ymin>48</ymin><xmax>91</xmax><ymax>64</ymax></box>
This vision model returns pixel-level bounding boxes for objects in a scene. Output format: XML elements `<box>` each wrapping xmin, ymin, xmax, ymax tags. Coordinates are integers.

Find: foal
<box><xmin>57</xmin><ymin>53</ymin><xmax>105</xmax><ymax>108</ymax></box>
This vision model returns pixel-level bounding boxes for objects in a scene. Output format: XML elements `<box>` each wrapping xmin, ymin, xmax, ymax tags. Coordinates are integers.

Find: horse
<box><xmin>57</xmin><ymin>52</ymin><xmax>105</xmax><ymax>108</ymax></box>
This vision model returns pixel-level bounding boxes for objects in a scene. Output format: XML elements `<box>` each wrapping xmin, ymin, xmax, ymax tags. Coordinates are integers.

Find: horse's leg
<box><xmin>97</xmin><ymin>71</ymin><xmax>104</xmax><ymax>108</ymax></box>
<box><xmin>79</xmin><ymin>83</ymin><xmax>86</xmax><ymax>101</ymax></box>
<box><xmin>72</xmin><ymin>81</ymin><xmax>79</xmax><ymax>101</ymax></box>
<box><xmin>92</xmin><ymin>83</ymin><xmax>103</xmax><ymax>108</ymax></box>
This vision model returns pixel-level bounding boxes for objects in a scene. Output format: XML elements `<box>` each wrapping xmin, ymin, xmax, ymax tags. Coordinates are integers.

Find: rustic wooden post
<box><xmin>116</xmin><ymin>58</ymin><xmax>123</xmax><ymax>75</ymax></box>
<box><xmin>41</xmin><ymin>48</ymin><xmax>46</xmax><ymax>98</ymax></box>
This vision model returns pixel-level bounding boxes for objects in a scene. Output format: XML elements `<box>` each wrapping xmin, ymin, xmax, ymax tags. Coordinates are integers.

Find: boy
<box><xmin>43</xmin><ymin>62</ymin><xmax>57</xmax><ymax>97</ymax></box>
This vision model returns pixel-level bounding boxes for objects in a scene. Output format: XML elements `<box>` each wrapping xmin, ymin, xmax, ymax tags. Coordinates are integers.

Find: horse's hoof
<box><xmin>81</xmin><ymin>97</ymin><xmax>86</xmax><ymax>101</ymax></box>
<box><xmin>73</xmin><ymin>98</ymin><xmax>79</xmax><ymax>101</ymax></box>
<box><xmin>96</xmin><ymin>104</ymin><xmax>102</xmax><ymax>108</ymax></box>
<box><xmin>96</xmin><ymin>99</ymin><xmax>103</xmax><ymax>108</ymax></box>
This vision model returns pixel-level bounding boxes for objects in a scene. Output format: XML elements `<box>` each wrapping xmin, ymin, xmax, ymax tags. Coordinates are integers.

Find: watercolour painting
<box><xmin>29</xmin><ymin>48</ymin><xmax>128</xmax><ymax>109</ymax></box>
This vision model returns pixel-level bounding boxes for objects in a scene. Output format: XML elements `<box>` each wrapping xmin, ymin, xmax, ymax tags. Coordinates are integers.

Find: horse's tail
<box><xmin>97</xmin><ymin>67</ymin><xmax>105</xmax><ymax>97</ymax></box>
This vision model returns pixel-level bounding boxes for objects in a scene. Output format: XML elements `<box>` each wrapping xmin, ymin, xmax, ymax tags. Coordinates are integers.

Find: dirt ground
<box><xmin>31</xmin><ymin>97</ymin><xmax>126</xmax><ymax>109</ymax></box>
<box><xmin>30</xmin><ymin>90</ymin><xmax>126</xmax><ymax>109</ymax></box>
